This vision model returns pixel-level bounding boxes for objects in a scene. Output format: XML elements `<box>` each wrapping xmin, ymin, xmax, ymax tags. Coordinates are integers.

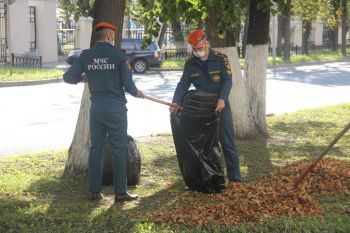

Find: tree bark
<box><xmin>327</xmin><ymin>26</ymin><xmax>338</xmax><ymax>51</ymax></box>
<box><xmin>242</xmin><ymin>2</ymin><xmax>250</xmax><ymax>58</ymax></box>
<box><xmin>171</xmin><ymin>20</ymin><xmax>184</xmax><ymax>49</ymax></box>
<box><xmin>283</xmin><ymin>0</ymin><xmax>291</xmax><ymax>61</ymax></box>
<box><xmin>244</xmin><ymin>0</ymin><xmax>270</xmax><ymax>139</ymax></box>
<box><xmin>143</xmin><ymin>0</ymin><xmax>154</xmax><ymax>36</ymax></box>
<box><xmin>302</xmin><ymin>20</ymin><xmax>312</xmax><ymax>54</ymax></box>
<box><xmin>157</xmin><ymin>23</ymin><xmax>168</xmax><ymax>48</ymax></box>
<box><xmin>341</xmin><ymin>0</ymin><xmax>347</xmax><ymax>55</ymax></box>
<box><xmin>64</xmin><ymin>0</ymin><xmax>126</xmax><ymax>176</ymax></box>
<box><xmin>205</xmin><ymin>4</ymin><xmax>253</xmax><ymax>139</ymax></box>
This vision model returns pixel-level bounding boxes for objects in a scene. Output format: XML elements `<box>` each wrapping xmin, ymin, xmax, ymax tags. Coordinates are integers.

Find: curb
<box><xmin>0</xmin><ymin>77</ymin><xmax>63</xmax><ymax>88</ymax></box>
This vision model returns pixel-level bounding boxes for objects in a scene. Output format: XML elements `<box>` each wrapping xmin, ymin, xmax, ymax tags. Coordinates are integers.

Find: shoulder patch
<box><xmin>224</xmin><ymin>59</ymin><xmax>232</xmax><ymax>75</ymax></box>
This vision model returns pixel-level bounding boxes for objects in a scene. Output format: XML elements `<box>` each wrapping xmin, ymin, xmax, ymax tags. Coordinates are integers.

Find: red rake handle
<box><xmin>293</xmin><ymin>122</ymin><xmax>350</xmax><ymax>189</ymax></box>
<box><xmin>143</xmin><ymin>95</ymin><xmax>183</xmax><ymax>110</ymax></box>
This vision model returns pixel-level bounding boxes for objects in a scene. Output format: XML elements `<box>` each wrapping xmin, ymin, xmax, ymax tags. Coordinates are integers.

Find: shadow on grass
<box><xmin>270</xmin><ymin>120</ymin><xmax>338</xmax><ymax>137</ymax></box>
<box><xmin>269</xmin><ymin>120</ymin><xmax>349</xmax><ymax>162</ymax></box>
<box><xmin>237</xmin><ymin>139</ymin><xmax>274</xmax><ymax>182</ymax></box>
<box><xmin>0</xmin><ymin>147</ymin><xmax>185</xmax><ymax>232</ymax></box>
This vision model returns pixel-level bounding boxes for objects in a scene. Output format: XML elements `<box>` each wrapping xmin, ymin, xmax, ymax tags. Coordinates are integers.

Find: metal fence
<box><xmin>11</xmin><ymin>53</ymin><xmax>42</xmax><ymax>68</ymax></box>
<box><xmin>160</xmin><ymin>42</ymin><xmax>350</xmax><ymax>61</ymax></box>
<box><xmin>291</xmin><ymin>42</ymin><xmax>350</xmax><ymax>55</ymax></box>
<box><xmin>161</xmin><ymin>49</ymin><xmax>190</xmax><ymax>60</ymax></box>
<box><xmin>57</xmin><ymin>27</ymin><xmax>79</xmax><ymax>55</ymax></box>
<box><xmin>267</xmin><ymin>41</ymin><xmax>350</xmax><ymax>57</ymax></box>
<box><xmin>123</xmin><ymin>28</ymin><xmax>175</xmax><ymax>48</ymax></box>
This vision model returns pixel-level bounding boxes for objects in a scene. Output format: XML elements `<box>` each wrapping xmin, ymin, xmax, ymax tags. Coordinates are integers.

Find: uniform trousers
<box><xmin>88</xmin><ymin>97</ymin><xmax>128</xmax><ymax>195</ymax></box>
<box><xmin>219</xmin><ymin>101</ymin><xmax>242</xmax><ymax>182</ymax></box>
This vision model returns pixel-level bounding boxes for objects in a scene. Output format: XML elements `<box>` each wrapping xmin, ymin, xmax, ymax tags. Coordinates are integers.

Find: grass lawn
<box><xmin>0</xmin><ymin>67</ymin><xmax>64</xmax><ymax>82</ymax></box>
<box><xmin>0</xmin><ymin>104</ymin><xmax>350</xmax><ymax>232</ymax></box>
<box><xmin>161</xmin><ymin>49</ymin><xmax>350</xmax><ymax>69</ymax></box>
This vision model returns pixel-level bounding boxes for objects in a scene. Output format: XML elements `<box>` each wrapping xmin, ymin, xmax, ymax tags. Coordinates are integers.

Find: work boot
<box><xmin>89</xmin><ymin>192</ymin><xmax>104</xmax><ymax>201</ymax></box>
<box><xmin>114</xmin><ymin>192</ymin><xmax>138</xmax><ymax>203</ymax></box>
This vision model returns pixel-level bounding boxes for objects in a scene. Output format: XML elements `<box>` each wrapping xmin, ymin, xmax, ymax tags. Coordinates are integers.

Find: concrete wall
<box><xmin>8</xmin><ymin>0</ymin><xmax>30</xmax><ymax>55</ymax></box>
<box><xmin>28</xmin><ymin>0</ymin><xmax>57</xmax><ymax>63</ymax></box>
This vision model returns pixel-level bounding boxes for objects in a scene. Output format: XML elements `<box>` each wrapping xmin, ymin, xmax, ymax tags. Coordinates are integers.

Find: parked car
<box><xmin>65</xmin><ymin>39</ymin><xmax>161</xmax><ymax>73</ymax></box>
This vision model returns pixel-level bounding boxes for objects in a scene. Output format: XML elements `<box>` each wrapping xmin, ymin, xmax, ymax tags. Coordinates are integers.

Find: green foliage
<box><xmin>293</xmin><ymin>0</ymin><xmax>344</xmax><ymax>28</ymax></box>
<box><xmin>141</xmin><ymin>0</ymin><xmax>249</xmax><ymax>43</ymax></box>
<box><xmin>58</xmin><ymin>0</ymin><xmax>94</xmax><ymax>22</ymax></box>
<box><xmin>320</xmin><ymin>0</ymin><xmax>343</xmax><ymax>28</ymax></box>
<box><xmin>293</xmin><ymin>0</ymin><xmax>322</xmax><ymax>21</ymax></box>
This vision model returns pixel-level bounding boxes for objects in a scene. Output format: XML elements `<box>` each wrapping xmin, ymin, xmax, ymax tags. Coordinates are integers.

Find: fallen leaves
<box><xmin>149</xmin><ymin>159</ymin><xmax>350</xmax><ymax>227</ymax></box>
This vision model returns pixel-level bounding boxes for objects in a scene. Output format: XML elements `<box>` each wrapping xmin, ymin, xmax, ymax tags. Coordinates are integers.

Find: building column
<box><xmin>77</xmin><ymin>16</ymin><xmax>93</xmax><ymax>50</ymax></box>
<box><xmin>293</xmin><ymin>17</ymin><xmax>302</xmax><ymax>47</ymax></box>
<box><xmin>28</xmin><ymin>0</ymin><xmax>57</xmax><ymax>63</ymax></box>
<box><xmin>8</xmin><ymin>0</ymin><xmax>30</xmax><ymax>55</ymax></box>
<box><xmin>314</xmin><ymin>21</ymin><xmax>323</xmax><ymax>45</ymax></box>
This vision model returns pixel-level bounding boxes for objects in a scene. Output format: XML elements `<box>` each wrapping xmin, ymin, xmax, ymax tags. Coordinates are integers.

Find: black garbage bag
<box><xmin>171</xmin><ymin>90</ymin><xmax>225</xmax><ymax>193</ymax></box>
<box><xmin>102</xmin><ymin>135</ymin><xmax>141</xmax><ymax>186</ymax></box>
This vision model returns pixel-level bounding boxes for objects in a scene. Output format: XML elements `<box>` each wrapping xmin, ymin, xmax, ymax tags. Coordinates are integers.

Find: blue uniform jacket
<box><xmin>172</xmin><ymin>49</ymin><xmax>233</xmax><ymax>104</ymax></box>
<box><xmin>63</xmin><ymin>42</ymin><xmax>138</xmax><ymax>104</ymax></box>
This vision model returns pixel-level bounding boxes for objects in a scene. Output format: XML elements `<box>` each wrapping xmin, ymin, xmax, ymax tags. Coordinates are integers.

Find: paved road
<box><xmin>1</xmin><ymin>61</ymin><xmax>350</xmax><ymax>156</ymax></box>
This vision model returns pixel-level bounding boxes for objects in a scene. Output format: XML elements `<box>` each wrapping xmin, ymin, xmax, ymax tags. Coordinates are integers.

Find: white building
<box><xmin>0</xmin><ymin>0</ymin><xmax>57</xmax><ymax>64</ymax></box>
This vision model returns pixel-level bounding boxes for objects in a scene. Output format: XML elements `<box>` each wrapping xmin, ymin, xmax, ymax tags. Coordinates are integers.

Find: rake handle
<box><xmin>143</xmin><ymin>95</ymin><xmax>183</xmax><ymax>110</ymax></box>
<box><xmin>293</xmin><ymin>122</ymin><xmax>350</xmax><ymax>189</ymax></box>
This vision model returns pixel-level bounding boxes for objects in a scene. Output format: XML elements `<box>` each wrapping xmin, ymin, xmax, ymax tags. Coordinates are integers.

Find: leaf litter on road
<box><xmin>150</xmin><ymin>159</ymin><xmax>350</xmax><ymax>227</ymax></box>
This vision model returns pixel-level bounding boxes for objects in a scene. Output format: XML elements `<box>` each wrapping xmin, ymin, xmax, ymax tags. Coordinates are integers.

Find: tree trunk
<box><xmin>327</xmin><ymin>26</ymin><xmax>338</xmax><ymax>51</ymax></box>
<box><xmin>205</xmin><ymin>4</ymin><xmax>253</xmax><ymax>139</ymax></box>
<box><xmin>143</xmin><ymin>0</ymin><xmax>154</xmax><ymax>36</ymax></box>
<box><xmin>276</xmin><ymin>15</ymin><xmax>284</xmax><ymax>56</ymax></box>
<box><xmin>242</xmin><ymin>2</ymin><xmax>250</xmax><ymax>58</ymax></box>
<box><xmin>171</xmin><ymin>20</ymin><xmax>184</xmax><ymax>49</ymax></box>
<box><xmin>244</xmin><ymin>0</ymin><xmax>270</xmax><ymax>139</ymax></box>
<box><xmin>157</xmin><ymin>23</ymin><xmax>168</xmax><ymax>48</ymax></box>
<box><xmin>64</xmin><ymin>10</ymin><xmax>71</xmax><ymax>29</ymax></box>
<box><xmin>302</xmin><ymin>20</ymin><xmax>312</xmax><ymax>54</ymax></box>
<box><xmin>341</xmin><ymin>0</ymin><xmax>347</xmax><ymax>55</ymax></box>
<box><xmin>234</xmin><ymin>25</ymin><xmax>241</xmax><ymax>57</ymax></box>
<box><xmin>283</xmin><ymin>0</ymin><xmax>291</xmax><ymax>61</ymax></box>
<box><xmin>64</xmin><ymin>0</ymin><xmax>126</xmax><ymax>176</ymax></box>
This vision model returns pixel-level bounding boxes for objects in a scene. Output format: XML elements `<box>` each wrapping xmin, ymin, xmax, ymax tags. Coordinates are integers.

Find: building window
<box><xmin>29</xmin><ymin>6</ymin><xmax>36</xmax><ymax>51</ymax></box>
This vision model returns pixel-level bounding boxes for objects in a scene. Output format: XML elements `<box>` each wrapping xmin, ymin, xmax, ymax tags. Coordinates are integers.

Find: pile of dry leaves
<box><xmin>150</xmin><ymin>159</ymin><xmax>350</xmax><ymax>227</ymax></box>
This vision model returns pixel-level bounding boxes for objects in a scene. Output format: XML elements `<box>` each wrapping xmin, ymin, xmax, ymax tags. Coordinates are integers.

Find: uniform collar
<box><xmin>207</xmin><ymin>49</ymin><xmax>217</xmax><ymax>61</ymax></box>
<box><xmin>95</xmin><ymin>42</ymin><xmax>114</xmax><ymax>48</ymax></box>
<box><xmin>191</xmin><ymin>48</ymin><xmax>216</xmax><ymax>65</ymax></box>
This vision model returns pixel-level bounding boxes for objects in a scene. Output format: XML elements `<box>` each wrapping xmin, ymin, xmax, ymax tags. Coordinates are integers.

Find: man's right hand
<box><xmin>170</xmin><ymin>103</ymin><xmax>180</xmax><ymax>112</ymax></box>
<box><xmin>136</xmin><ymin>90</ymin><xmax>144</xmax><ymax>98</ymax></box>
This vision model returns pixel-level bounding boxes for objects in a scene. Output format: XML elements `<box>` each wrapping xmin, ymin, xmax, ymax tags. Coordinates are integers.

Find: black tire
<box><xmin>132</xmin><ymin>59</ymin><xmax>148</xmax><ymax>73</ymax></box>
<box><xmin>102</xmin><ymin>135</ymin><xmax>141</xmax><ymax>186</ymax></box>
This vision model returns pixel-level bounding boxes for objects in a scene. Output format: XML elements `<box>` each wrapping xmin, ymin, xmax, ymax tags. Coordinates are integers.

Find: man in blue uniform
<box><xmin>171</xmin><ymin>29</ymin><xmax>242</xmax><ymax>183</ymax></box>
<box><xmin>63</xmin><ymin>22</ymin><xmax>144</xmax><ymax>202</ymax></box>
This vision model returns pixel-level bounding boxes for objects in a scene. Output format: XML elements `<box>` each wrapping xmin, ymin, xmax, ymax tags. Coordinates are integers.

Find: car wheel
<box><xmin>133</xmin><ymin>59</ymin><xmax>148</xmax><ymax>73</ymax></box>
